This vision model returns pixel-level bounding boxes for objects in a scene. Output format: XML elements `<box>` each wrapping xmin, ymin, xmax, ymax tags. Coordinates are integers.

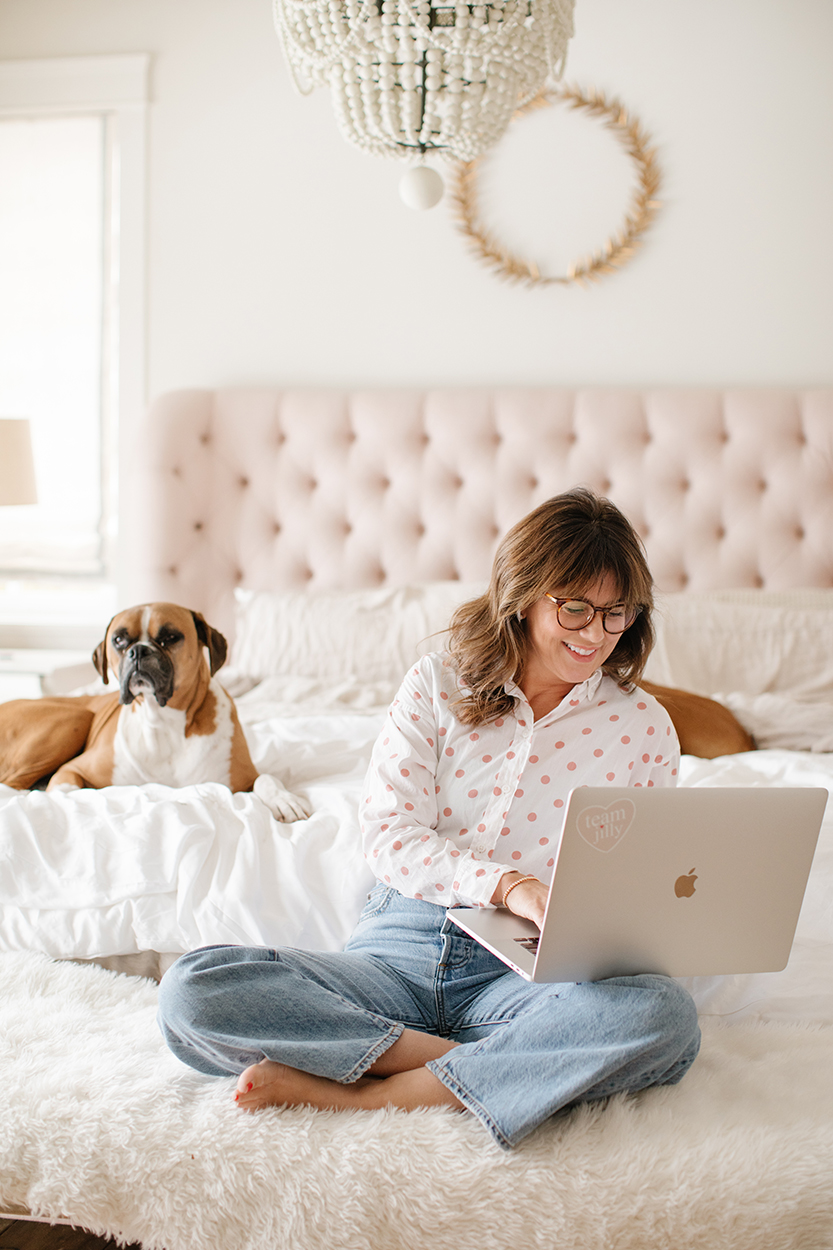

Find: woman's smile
<box><xmin>563</xmin><ymin>640</ymin><xmax>598</xmax><ymax>659</ymax></box>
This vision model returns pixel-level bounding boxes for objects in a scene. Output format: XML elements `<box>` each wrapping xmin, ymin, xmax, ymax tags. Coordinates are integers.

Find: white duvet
<box><xmin>0</xmin><ymin>708</ymin><xmax>381</xmax><ymax>959</ymax></box>
<box><xmin>0</xmin><ymin>686</ymin><xmax>831</xmax><ymax>1028</ymax></box>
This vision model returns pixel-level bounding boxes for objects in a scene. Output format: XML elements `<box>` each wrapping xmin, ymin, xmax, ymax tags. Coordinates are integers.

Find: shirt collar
<box><xmin>506</xmin><ymin>667</ymin><xmax>605</xmax><ymax>714</ymax></box>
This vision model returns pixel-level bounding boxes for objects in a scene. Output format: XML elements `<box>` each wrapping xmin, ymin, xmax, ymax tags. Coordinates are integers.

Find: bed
<box><xmin>1</xmin><ymin>385</ymin><xmax>832</xmax><ymax>1249</ymax></box>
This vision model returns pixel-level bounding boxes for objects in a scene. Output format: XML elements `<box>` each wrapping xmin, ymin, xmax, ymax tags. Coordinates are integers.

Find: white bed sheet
<box><xmin>0</xmin><ymin>686</ymin><xmax>830</xmax><ymax>1028</ymax></box>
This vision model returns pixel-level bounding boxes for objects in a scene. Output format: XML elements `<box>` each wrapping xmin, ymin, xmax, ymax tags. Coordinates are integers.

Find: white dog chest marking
<box><xmin>111</xmin><ymin>678</ymin><xmax>235</xmax><ymax>787</ymax></box>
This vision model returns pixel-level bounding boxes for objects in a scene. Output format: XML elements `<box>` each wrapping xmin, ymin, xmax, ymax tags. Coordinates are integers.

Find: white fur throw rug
<box><xmin>1</xmin><ymin>953</ymin><xmax>832</xmax><ymax>1250</ymax></box>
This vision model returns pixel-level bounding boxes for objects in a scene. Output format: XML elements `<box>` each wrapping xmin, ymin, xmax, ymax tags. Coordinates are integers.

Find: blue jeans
<box><xmin>158</xmin><ymin>885</ymin><xmax>701</xmax><ymax>1148</ymax></box>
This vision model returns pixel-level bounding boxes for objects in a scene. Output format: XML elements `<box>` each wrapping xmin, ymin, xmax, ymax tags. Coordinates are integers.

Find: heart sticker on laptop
<box><xmin>575</xmin><ymin>798</ymin><xmax>636</xmax><ymax>853</ymax></box>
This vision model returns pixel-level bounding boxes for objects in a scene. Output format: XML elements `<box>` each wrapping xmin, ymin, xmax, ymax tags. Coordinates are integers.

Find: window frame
<box><xmin>0</xmin><ymin>54</ymin><xmax>148</xmax><ymax>646</ymax></box>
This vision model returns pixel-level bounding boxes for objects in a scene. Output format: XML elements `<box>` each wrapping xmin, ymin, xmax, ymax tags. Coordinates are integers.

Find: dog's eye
<box><xmin>156</xmin><ymin>630</ymin><xmax>183</xmax><ymax>649</ymax></box>
<box><xmin>111</xmin><ymin>633</ymin><xmax>131</xmax><ymax>650</ymax></box>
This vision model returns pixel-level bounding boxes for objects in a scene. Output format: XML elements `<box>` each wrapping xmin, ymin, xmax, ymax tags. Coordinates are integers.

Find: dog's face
<box><xmin>92</xmin><ymin>604</ymin><xmax>228</xmax><ymax>707</ymax></box>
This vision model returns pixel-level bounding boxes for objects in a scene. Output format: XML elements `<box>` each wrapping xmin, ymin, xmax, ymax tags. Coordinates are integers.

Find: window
<box><xmin>0</xmin><ymin>55</ymin><xmax>147</xmax><ymax>649</ymax></box>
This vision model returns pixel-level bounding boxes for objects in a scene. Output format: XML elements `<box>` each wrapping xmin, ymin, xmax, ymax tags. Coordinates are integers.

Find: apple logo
<box><xmin>674</xmin><ymin>868</ymin><xmax>698</xmax><ymax>898</ymax></box>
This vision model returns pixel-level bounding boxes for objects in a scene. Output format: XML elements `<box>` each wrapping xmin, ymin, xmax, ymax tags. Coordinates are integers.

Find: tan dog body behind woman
<box><xmin>0</xmin><ymin>603</ymin><xmax>309</xmax><ymax>822</ymax></box>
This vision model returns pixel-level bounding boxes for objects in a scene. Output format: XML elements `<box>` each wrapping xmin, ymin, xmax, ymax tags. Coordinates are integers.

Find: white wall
<box><xmin>1</xmin><ymin>0</ymin><xmax>831</xmax><ymax>399</ymax></box>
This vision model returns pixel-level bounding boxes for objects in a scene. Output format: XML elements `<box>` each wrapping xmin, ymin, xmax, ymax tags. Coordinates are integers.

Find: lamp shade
<box><xmin>0</xmin><ymin>419</ymin><xmax>37</xmax><ymax>505</ymax></box>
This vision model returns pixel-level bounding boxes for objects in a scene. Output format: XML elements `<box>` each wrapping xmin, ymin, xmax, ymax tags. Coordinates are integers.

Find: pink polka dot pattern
<box><xmin>360</xmin><ymin>656</ymin><xmax>680</xmax><ymax>911</ymax></box>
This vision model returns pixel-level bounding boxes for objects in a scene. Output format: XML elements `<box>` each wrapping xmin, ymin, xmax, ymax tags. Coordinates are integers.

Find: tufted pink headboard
<box><xmin>129</xmin><ymin>387</ymin><xmax>833</xmax><ymax>639</ymax></box>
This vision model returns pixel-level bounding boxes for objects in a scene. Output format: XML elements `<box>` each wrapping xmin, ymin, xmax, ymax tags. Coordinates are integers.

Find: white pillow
<box><xmin>712</xmin><ymin>692</ymin><xmax>833</xmax><ymax>753</ymax></box>
<box><xmin>229</xmin><ymin>582</ymin><xmax>487</xmax><ymax>686</ymax></box>
<box><xmin>643</xmin><ymin>589</ymin><xmax>833</xmax><ymax>703</ymax></box>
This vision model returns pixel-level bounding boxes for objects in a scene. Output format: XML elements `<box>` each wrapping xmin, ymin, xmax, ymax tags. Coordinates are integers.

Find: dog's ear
<box><xmin>191</xmin><ymin>611</ymin><xmax>228</xmax><ymax>675</ymax></box>
<box><xmin>91</xmin><ymin>621</ymin><xmax>112</xmax><ymax>685</ymax></box>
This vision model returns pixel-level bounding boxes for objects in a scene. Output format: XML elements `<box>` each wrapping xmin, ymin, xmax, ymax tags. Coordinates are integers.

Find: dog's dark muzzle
<box><xmin>118</xmin><ymin>643</ymin><xmax>176</xmax><ymax>707</ymax></box>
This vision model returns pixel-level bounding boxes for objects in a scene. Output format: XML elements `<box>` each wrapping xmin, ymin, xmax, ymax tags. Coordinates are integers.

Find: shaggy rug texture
<box><xmin>0</xmin><ymin>952</ymin><xmax>832</xmax><ymax>1250</ymax></box>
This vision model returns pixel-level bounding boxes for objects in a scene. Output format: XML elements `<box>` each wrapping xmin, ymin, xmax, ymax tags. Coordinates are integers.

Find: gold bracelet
<box><xmin>501</xmin><ymin>874</ymin><xmax>537</xmax><ymax>908</ymax></box>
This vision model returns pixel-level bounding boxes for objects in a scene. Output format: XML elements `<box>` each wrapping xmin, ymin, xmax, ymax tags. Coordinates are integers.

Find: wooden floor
<box><xmin>0</xmin><ymin>1218</ymin><xmax>144</xmax><ymax>1249</ymax></box>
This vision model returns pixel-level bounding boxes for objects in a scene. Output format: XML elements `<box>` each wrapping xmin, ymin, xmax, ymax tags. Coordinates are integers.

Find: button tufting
<box><xmin>193</xmin><ymin>521</ymin><xmax>203</xmax><ymax>531</ymax></box>
<box><xmin>239</xmin><ymin>475</ymin><xmax>250</xmax><ymax>489</ymax></box>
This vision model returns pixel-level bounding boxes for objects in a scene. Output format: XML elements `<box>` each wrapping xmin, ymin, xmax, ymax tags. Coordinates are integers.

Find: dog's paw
<box><xmin>253</xmin><ymin>774</ymin><xmax>311</xmax><ymax>823</ymax></box>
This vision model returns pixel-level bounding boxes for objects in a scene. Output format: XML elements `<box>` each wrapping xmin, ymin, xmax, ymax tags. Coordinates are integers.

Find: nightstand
<box><xmin>0</xmin><ymin>649</ymin><xmax>94</xmax><ymax>703</ymax></box>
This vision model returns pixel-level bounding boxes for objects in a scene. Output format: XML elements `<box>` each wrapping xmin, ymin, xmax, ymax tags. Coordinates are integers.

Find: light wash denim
<box><xmin>158</xmin><ymin>885</ymin><xmax>701</xmax><ymax>1148</ymax></box>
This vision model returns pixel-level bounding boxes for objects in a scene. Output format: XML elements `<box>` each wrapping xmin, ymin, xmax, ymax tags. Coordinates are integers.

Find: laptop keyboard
<box><xmin>514</xmin><ymin>936</ymin><xmax>540</xmax><ymax>953</ymax></box>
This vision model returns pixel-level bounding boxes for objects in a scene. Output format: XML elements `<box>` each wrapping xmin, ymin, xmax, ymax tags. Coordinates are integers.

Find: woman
<box><xmin>158</xmin><ymin>488</ymin><xmax>700</xmax><ymax>1149</ymax></box>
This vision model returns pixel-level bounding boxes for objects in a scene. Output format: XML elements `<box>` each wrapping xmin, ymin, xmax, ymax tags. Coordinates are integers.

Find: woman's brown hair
<box><xmin>447</xmin><ymin>487</ymin><xmax>655</xmax><ymax>725</ymax></box>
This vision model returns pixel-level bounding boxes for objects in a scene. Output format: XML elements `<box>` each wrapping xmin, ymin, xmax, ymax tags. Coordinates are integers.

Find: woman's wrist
<box><xmin>492</xmin><ymin>871</ymin><xmax>549</xmax><ymax>929</ymax></box>
<box><xmin>491</xmin><ymin>872</ymin><xmax>517</xmax><ymax>907</ymax></box>
<box><xmin>491</xmin><ymin>871</ymin><xmax>538</xmax><ymax>907</ymax></box>
<box><xmin>501</xmin><ymin>874</ymin><xmax>537</xmax><ymax>907</ymax></box>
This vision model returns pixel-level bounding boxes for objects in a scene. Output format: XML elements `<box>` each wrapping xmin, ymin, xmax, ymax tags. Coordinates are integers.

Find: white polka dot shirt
<box><xmin>360</xmin><ymin>652</ymin><xmax>680</xmax><ymax>909</ymax></box>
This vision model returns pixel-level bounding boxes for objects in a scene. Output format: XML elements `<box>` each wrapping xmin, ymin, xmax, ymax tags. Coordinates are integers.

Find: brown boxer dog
<box><xmin>0</xmin><ymin>603</ymin><xmax>309</xmax><ymax>821</ymax></box>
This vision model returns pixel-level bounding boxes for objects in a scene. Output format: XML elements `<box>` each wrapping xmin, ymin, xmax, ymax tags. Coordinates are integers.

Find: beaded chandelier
<box><xmin>273</xmin><ymin>0</ymin><xmax>576</xmax><ymax>205</ymax></box>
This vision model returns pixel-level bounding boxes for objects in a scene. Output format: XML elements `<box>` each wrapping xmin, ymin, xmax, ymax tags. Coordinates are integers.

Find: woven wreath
<box><xmin>450</xmin><ymin>84</ymin><xmax>662</xmax><ymax>286</ymax></box>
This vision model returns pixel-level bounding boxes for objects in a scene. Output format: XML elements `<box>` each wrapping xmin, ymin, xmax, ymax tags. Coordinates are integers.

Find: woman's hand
<box><xmin>491</xmin><ymin>872</ymin><xmax>549</xmax><ymax>930</ymax></box>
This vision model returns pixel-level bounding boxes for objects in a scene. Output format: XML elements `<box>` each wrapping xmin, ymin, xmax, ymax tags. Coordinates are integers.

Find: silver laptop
<box><xmin>447</xmin><ymin>786</ymin><xmax>828</xmax><ymax>982</ymax></box>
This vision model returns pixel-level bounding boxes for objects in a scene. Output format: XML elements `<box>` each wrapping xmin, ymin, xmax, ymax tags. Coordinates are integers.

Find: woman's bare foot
<box><xmin>235</xmin><ymin>1028</ymin><xmax>465</xmax><ymax>1115</ymax></box>
<box><xmin>235</xmin><ymin>1058</ymin><xmax>369</xmax><ymax>1112</ymax></box>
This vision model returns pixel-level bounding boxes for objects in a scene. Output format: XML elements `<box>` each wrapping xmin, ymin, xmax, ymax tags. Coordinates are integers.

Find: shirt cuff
<box><xmin>454</xmin><ymin>859</ymin><xmax>510</xmax><ymax>909</ymax></box>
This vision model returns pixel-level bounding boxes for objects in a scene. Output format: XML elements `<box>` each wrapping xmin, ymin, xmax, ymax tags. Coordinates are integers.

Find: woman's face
<box><xmin>519</xmin><ymin>572</ymin><xmax>625</xmax><ymax>701</ymax></box>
